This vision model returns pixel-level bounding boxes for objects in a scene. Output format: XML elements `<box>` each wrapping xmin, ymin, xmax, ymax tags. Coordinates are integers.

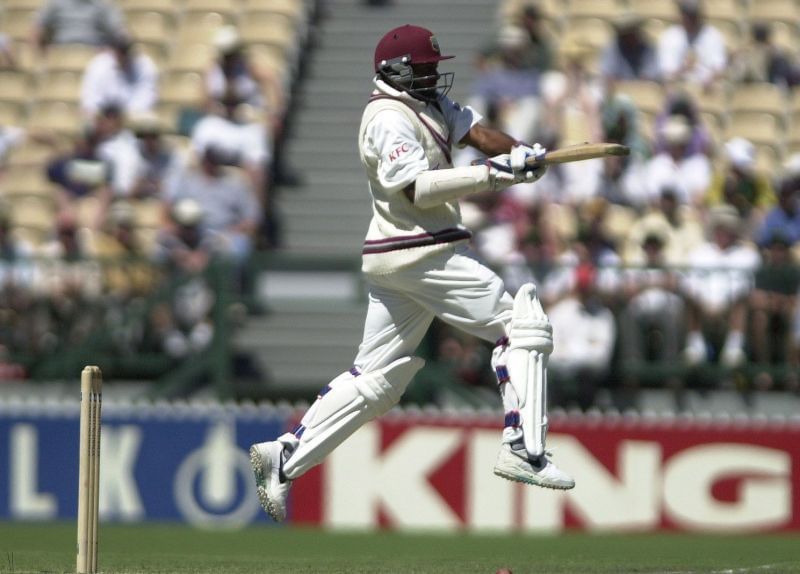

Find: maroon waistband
<box><xmin>362</xmin><ymin>227</ymin><xmax>471</xmax><ymax>255</ymax></box>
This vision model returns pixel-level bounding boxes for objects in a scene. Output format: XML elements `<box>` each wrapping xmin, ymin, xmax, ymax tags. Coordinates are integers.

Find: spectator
<box><xmin>469</xmin><ymin>25</ymin><xmax>545</xmax><ymax>145</ymax></box>
<box><xmin>206</xmin><ymin>25</ymin><xmax>300</xmax><ymax>193</ymax></box>
<box><xmin>514</xmin><ymin>3</ymin><xmax>556</xmax><ymax>71</ymax></box>
<box><xmin>93</xmin><ymin>103</ymin><xmax>143</xmax><ymax>201</ymax></box>
<box><xmin>623</xmin><ymin>187</ymin><xmax>705</xmax><ymax>266</ymax></box>
<box><xmin>36</xmin><ymin>212</ymin><xmax>104</xmax><ymax>348</ymax></box>
<box><xmin>164</xmin><ymin>146</ymin><xmax>261</xmax><ymax>263</ymax></box>
<box><xmin>150</xmin><ymin>199</ymin><xmax>217</xmax><ymax>360</ymax></box>
<box><xmin>191</xmin><ymin>92</ymin><xmax>270</xmax><ymax>203</ymax></box>
<box><xmin>0</xmin><ymin>34</ymin><xmax>18</xmax><ymax>69</ymax></box>
<box><xmin>732</xmin><ymin>21</ymin><xmax>799</xmax><ymax>88</ymax></box>
<box><xmin>206</xmin><ymin>26</ymin><xmax>284</xmax><ymax>129</ymax></box>
<box><xmin>656</xmin><ymin>0</ymin><xmax>727</xmax><ymax>90</ymax></box>
<box><xmin>547</xmin><ymin>262</ymin><xmax>617</xmax><ymax>409</ymax></box>
<box><xmin>80</xmin><ymin>34</ymin><xmax>159</xmax><ymax>118</ymax></box>
<box><xmin>86</xmin><ymin>200</ymin><xmax>157</xmax><ymax>297</ymax></box>
<box><xmin>756</xmin><ymin>171</ymin><xmax>800</xmax><ymax>248</ymax></box>
<box><xmin>682</xmin><ymin>205</ymin><xmax>761</xmax><ymax>367</ymax></box>
<box><xmin>653</xmin><ymin>91</ymin><xmax>712</xmax><ymax>157</ymax></box>
<box><xmin>46</xmin><ymin>128</ymin><xmax>113</xmax><ymax>220</ymax></box>
<box><xmin>539</xmin><ymin>38</ymin><xmax>604</xmax><ymax>203</ymax></box>
<box><xmin>645</xmin><ymin>114</ymin><xmax>712</xmax><ymax>206</ymax></box>
<box><xmin>129</xmin><ymin>112</ymin><xmax>185</xmax><ymax>201</ymax></box>
<box><xmin>481</xmin><ymin>3</ymin><xmax>555</xmax><ymax>73</ymax></box>
<box><xmin>0</xmin><ymin>204</ymin><xmax>36</xmax><ymax>376</ymax></box>
<box><xmin>32</xmin><ymin>0</ymin><xmax>125</xmax><ymax>53</ymax></box>
<box><xmin>494</xmin><ymin>199</ymin><xmax>565</xmax><ymax>295</ymax></box>
<box><xmin>542</xmin><ymin>205</ymin><xmax>622</xmax><ymax>308</ymax></box>
<box><xmin>749</xmin><ymin>231</ymin><xmax>800</xmax><ymax>388</ymax></box>
<box><xmin>0</xmin><ymin>202</ymin><xmax>36</xmax><ymax>297</ymax></box>
<box><xmin>706</xmin><ymin>138</ymin><xmax>775</xmax><ymax>233</ymax></box>
<box><xmin>600</xmin><ymin>13</ymin><xmax>660</xmax><ymax>82</ymax></box>
<box><xmin>0</xmin><ymin>125</ymin><xmax>27</xmax><ymax>170</ymax></box>
<box><xmin>596</xmin><ymin>93</ymin><xmax>650</xmax><ymax>207</ymax></box>
<box><xmin>619</xmin><ymin>229</ymin><xmax>686</xmax><ymax>386</ymax></box>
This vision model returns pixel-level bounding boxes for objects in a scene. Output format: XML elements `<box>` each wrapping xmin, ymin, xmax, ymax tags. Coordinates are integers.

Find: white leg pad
<box><xmin>504</xmin><ymin>283</ymin><xmax>552</xmax><ymax>457</ymax></box>
<box><xmin>282</xmin><ymin>356</ymin><xmax>424</xmax><ymax>480</ymax></box>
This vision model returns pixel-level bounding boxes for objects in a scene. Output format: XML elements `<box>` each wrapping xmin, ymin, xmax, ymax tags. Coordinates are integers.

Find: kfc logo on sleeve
<box><xmin>387</xmin><ymin>143</ymin><xmax>411</xmax><ymax>162</ymax></box>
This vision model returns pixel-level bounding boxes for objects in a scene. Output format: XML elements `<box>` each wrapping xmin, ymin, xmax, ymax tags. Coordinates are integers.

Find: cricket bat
<box><xmin>527</xmin><ymin>142</ymin><xmax>629</xmax><ymax>166</ymax></box>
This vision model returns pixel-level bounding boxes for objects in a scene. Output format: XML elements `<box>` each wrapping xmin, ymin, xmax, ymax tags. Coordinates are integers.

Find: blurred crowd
<box><xmin>0</xmin><ymin>0</ymin><xmax>798</xmax><ymax>408</ymax></box>
<box><xmin>440</xmin><ymin>0</ymin><xmax>800</xmax><ymax>408</ymax></box>
<box><xmin>0</xmin><ymin>0</ymin><xmax>314</xmax><ymax>380</ymax></box>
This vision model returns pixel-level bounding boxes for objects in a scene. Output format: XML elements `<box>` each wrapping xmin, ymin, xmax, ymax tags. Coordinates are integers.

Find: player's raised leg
<box><xmin>492</xmin><ymin>283</ymin><xmax>574</xmax><ymax>489</ymax></box>
<box><xmin>250</xmin><ymin>355</ymin><xmax>424</xmax><ymax>521</ymax></box>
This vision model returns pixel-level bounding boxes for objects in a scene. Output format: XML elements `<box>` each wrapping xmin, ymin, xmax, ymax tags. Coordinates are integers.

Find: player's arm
<box><xmin>460</xmin><ymin>122</ymin><xmax>517</xmax><ymax>156</ymax></box>
<box><xmin>409</xmin><ymin>122</ymin><xmax>547</xmax><ymax>207</ymax></box>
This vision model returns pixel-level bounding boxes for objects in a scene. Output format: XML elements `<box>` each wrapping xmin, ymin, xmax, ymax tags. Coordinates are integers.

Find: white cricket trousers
<box><xmin>353</xmin><ymin>244</ymin><xmax>514</xmax><ymax>373</ymax></box>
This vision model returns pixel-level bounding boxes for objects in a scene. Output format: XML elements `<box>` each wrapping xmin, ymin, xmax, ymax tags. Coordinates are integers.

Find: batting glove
<box><xmin>510</xmin><ymin>142</ymin><xmax>547</xmax><ymax>184</ymax></box>
<box><xmin>485</xmin><ymin>154</ymin><xmax>517</xmax><ymax>192</ymax></box>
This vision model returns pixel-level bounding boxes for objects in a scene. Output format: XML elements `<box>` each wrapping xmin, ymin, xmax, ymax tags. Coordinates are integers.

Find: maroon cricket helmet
<box><xmin>373</xmin><ymin>25</ymin><xmax>454</xmax><ymax>72</ymax></box>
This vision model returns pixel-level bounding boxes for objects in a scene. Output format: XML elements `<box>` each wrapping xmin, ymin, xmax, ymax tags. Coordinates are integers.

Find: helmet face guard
<box><xmin>374</xmin><ymin>25</ymin><xmax>455</xmax><ymax>102</ymax></box>
<box><xmin>377</xmin><ymin>56</ymin><xmax>453</xmax><ymax>102</ymax></box>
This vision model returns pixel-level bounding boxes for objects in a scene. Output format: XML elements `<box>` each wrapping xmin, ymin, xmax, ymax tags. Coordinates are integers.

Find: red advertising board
<box><xmin>289</xmin><ymin>412</ymin><xmax>800</xmax><ymax>533</ymax></box>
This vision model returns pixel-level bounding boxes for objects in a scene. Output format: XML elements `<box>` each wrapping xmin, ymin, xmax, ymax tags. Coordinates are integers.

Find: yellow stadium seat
<box><xmin>0</xmin><ymin>102</ymin><xmax>26</xmax><ymax>127</ymax></box>
<box><xmin>239</xmin><ymin>17</ymin><xmax>299</xmax><ymax>61</ymax></box>
<box><xmin>747</xmin><ymin>0</ymin><xmax>800</xmax><ymax>26</ymax></box>
<box><xmin>6</xmin><ymin>141</ymin><xmax>61</xmax><ymax>169</ymax></box>
<box><xmin>637</xmin><ymin>110</ymin><xmax>656</xmax><ymax>143</ymax></box>
<box><xmin>785</xmin><ymin>121</ymin><xmax>800</xmax><ymax>151</ymax></box>
<box><xmin>176</xmin><ymin>13</ymin><xmax>228</xmax><ymax>45</ymax></box>
<box><xmin>613</xmin><ymin>80</ymin><xmax>666</xmax><ymax>115</ymax></box>
<box><xmin>627</xmin><ymin>0</ymin><xmax>679</xmax><ymax>23</ymax></box>
<box><xmin>1</xmin><ymin>9</ymin><xmax>37</xmax><ymax>42</ymax></box>
<box><xmin>9</xmin><ymin>196</ymin><xmax>56</xmax><ymax>235</ymax></box>
<box><xmin>167</xmin><ymin>43</ymin><xmax>213</xmax><ymax>73</ymax></box>
<box><xmin>132</xmin><ymin>199</ymin><xmax>163</xmax><ymax>228</ymax></box>
<box><xmin>34</xmin><ymin>71</ymin><xmax>82</xmax><ymax>104</ymax></box>
<box><xmin>160</xmin><ymin>71</ymin><xmax>203</xmax><ymax>106</ymax></box>
<box><xmin>0</xmin><ymin>70</ymin><xmax>30</xmax><ymax>104</ymax></box>
<box><xmin>184</xmin><ymin>0</ymin><xmax>239</xmax><ymax>15</ymax></box>
<box><xmin>567</xmin><ymin>0</ymin><xmax>625</xmax><ymax>20</ymax></box>
<box><xmin>128</xmin><ymin>11</ymin><xmax>168</xmax><ymax>45</ymax></box>
<box><xmin>136</xmin><ymin>41</ymin><xmax>168</xmax><ymax>69</ymax></box>
<box><xmin>729</xmin><ymin>82</ymin><xmax>787</xmax><ymax>120</ymax></box>
<box><xmin>43</xmin><ymin>45</ymin><xmax>99</xmax><ymax>73</ymax></box>
<box><xmin>708</xmin><ymin>18</ymin><xmax>742</xmax><ymax>52</ymax></box>
<box><xmin>74</xmin><ymin>196</ymin><xmax>103</xmax><ymax>229</ymax></box>
<box><xmin>768</xmin><ymin>21</ymin><xmax>800</xmax><ymax>52</ymax></box>
<box><xmin>247</xmin><ymin>44</ymin><xmax>291</xmax><ymax>90</ymax></box>
<box><xmin>703</xmin><ymin>0</ymin><xmax>742</xmax><ymax>19</ymax></box>
<box><xmin>3</xmin><ymin>0</ymin><xmax>44</xmax><ymax>8</ymax></box>
<box><xmin>9</xmin><ymin>42</ymin><xmax>38</xmax><ymax>73</ymax></box>
<box><xmin>26</xmin><ymin>101</ymin><xmax>83</xmax><ymax>137</ymax></box>
<box><xmin>726</xmin><ymin>112</ymin><xmax>784</xmax><ymax>155</ymax></box>
<box><xmin>641</xmin><ymin>17</ymin><xmax>670</xmax><ymax>43</ymax></box>
<box><xmin>0</xmin><ymin>165</ymin><xmax>57</xmax><ymax>199</ymax></box>
<box><xmin>754</xmin><ymin>143</ymin><xmax>781</xmax><ymax>174</ymax></box>
<box><xmin>679</xmin><ymin>83</ymin><xmax>729</xmax><ymax>126</ymax></box>
<box><xmin>120</xmin><ymin>0</ymin><xmax>180</xmax><ymax>26</ymax></box>
<box><xmin>562</xmin><ymin>17</ymin><xmax>613</xmax><ymax>51</ymax></box>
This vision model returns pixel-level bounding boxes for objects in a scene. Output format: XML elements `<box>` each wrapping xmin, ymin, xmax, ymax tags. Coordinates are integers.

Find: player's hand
<box><xmin>510</xmin><ymin>142</ymin><xmax>547</xmax><ymax>184</ymax></box>
<box><xmin>485</xmin><ymin>154</ymin><xmax>516</xmax><ymax>191</ymax></box>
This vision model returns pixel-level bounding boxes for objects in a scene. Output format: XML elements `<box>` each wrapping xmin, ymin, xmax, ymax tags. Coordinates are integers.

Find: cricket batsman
<box><xmin>251</xmin><ymin>24</ymin><xmax>575</xmax><ymax>522</ymax></box>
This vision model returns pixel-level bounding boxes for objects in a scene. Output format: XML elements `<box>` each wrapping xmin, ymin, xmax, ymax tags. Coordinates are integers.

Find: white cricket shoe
<box><xmin>494</xmin><ymin>442</ymin><xmax>575</xmax><ymax>490</ymax></box>
<box><xmin>250</xmin><ymin>441</ymin><xmax>291</xmax><ymax>522</ymax></box>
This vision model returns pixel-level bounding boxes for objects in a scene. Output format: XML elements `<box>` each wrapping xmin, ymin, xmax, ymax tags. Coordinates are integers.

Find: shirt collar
<box><xmin>372</xmin><ymin>77</ymin><xmax>426</xmax><ymax>109</ymax></box>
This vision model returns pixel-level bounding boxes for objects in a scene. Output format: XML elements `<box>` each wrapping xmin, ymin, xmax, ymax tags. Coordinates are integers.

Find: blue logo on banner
<box><xmin>0</xmin><ymin>403</ymin><xmax>287</xmax><ymax>528</ymax></box>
